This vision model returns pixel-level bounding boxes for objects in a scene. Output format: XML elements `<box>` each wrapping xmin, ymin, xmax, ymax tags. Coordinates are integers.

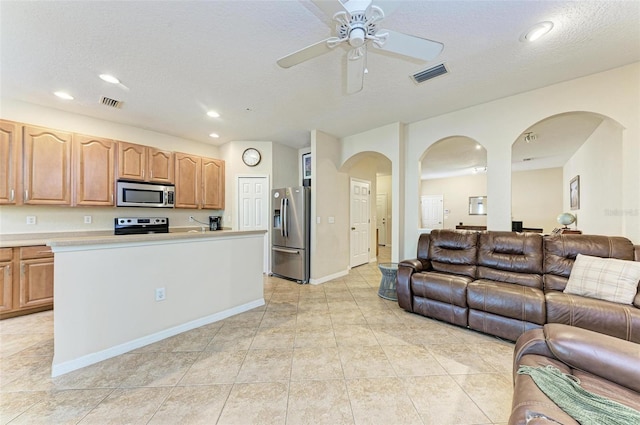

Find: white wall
<box><xmin>402</xmin><ymin>63</ymin><xmax>640</xmax><ymax>258</ymax></box>
<box><xmin>563</xmin><ymin>119</ymin><xmax>625</xmax><ymax>236</ymax></box>
<box><xmin>0</xmin><ymin>99</ymin><xmax>222</xmax><ymax>235</ymax></box>
<box><xmin>511</xmin><ymin>168</ymin><xmax>563</xmax><ymax>233</ymax></box>
<box><xmin>421</xmin><ymin>174</ymin><xmax>488</xmax><ymax>229</ymax></box>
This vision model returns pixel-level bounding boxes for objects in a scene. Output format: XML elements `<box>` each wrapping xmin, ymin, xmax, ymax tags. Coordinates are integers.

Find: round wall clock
<box><xmin>242</xmin><ymin>148</ymin><xmax>261</xmax><ymax>167</ymax></box>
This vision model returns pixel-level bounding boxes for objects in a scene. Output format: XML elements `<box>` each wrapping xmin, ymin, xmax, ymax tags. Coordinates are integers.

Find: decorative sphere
<box><xmin>557</xmin><ymin>213</ymin><xmax>576</xmax><ymax>226</ymax></box>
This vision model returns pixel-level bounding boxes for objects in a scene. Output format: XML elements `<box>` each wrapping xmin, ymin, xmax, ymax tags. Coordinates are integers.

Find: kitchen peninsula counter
<box><xmin>44</xmin><ymin>229</ymin><xmax>266</xmax><ymax>377</ymax></box>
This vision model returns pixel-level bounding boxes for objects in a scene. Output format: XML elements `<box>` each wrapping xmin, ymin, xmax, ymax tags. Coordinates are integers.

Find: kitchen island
<box><xmin>46</xmin><ymin>229</ymin><xmax>266</xmax><ymax>377</ymax></box>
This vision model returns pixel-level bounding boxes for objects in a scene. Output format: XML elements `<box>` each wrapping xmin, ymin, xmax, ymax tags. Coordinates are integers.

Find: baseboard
<box><xmin>309</xmin><ymin>269</ymin><xmax>349</xmax><ymax>285</ymax></box>
<box><xmin>51</xmin><ymin>298</ymin><xmax>265</xmax><ymax>377</ymax></box>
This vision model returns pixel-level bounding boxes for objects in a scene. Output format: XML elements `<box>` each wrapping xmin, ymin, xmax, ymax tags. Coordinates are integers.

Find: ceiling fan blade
<box><xmin>373</xmin><ymin>29</ymin><xmax>443</xmax><ymax>62</ymax></box>
<box><xmin>346</xmin><ymin>49</ymin><xmax>365</xmax><ymax>94</ymax></box>
<box><xmin>310</xmin><ymin>0</ymin><xmax>348</xmax><ymax>18</ymax></box>
<box><xmin>277</xmin><ymin>38</ymin><xmax>334</xmax><ymax>68</ymax></box>
<box><xmin>343</xmin><ymin>0</ymin><xmax>373</xmax><ymax>15</ymax></box>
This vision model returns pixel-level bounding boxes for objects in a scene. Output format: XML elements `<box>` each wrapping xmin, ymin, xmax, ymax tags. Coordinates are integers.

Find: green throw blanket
<box><xmin>517</xmin><ymin>365</ymin><xmax>640</xmax><ymax>425</ymax></box>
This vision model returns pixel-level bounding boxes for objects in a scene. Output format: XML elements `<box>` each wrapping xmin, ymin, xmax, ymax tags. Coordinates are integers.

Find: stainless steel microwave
<box><xmin>116</xmin><ymin>181</ymin><xmax>175</xmax><ymax>208</ymax></box>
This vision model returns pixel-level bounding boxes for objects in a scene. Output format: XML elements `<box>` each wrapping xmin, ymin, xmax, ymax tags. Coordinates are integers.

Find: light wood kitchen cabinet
<box><xmin>174</xmin><ymin>152</ymin><xmax>201</xmax><ymax>208</ymax></box>
<box><xmin>23</xmin><ymin>125</ymin><xmax>72</xmax><ymax>205</ymax></box>
<box><xmin>0</xmin><ymin>120</ymin><xmax>21</xmax><ymax>205</ymax></box>
<box><xmin>0</xmin><ymin>248</ymin><xmax>13</xmax><ymax>312</ymax></box>
<box><xmin>118</xmin><ymin>141</ymin><xmax>174</xmax><ymax>184</ymax></box>
<box><xmin>0</xmin><ymin>246</ymin><xmax>54</xmax><ymax>319</ymax></box>
<box><xmin>74</xmin><ymin>134</ymin><xmax>116</xmax><ymax>206</ymax></box>
<box><xmin>202</xmin><ymin>157</ymin><xmax>225</xmax><ymax>209</ymax></box>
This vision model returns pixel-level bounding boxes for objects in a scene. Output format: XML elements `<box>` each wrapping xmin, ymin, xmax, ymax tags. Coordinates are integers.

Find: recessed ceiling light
<box><xmin>99</xmin><ymin>74</ymin><xmax>120</xmax><ymax>84</ymax></box>
<box><xmin>207</xmin><ymin>111</ymin><xmax>220</xmax><ymax>118</ymax></box>
<box><xmin>520</xmin><ymin>21</ymin><xmax>554</xmax><ymax>42</ymax></box>
<box><xmin>209</xmin><ymin>133</ymin><xmax>220</xmax><ymax>138</ymax></box>
<box><xmin>475</xmin><ymin>144</ymin><xmax>482</xmax><ymax>150</ymax></box>
<box><xmin>54</xmin><ymin>91</ymin><xmax>74</xmax><ymax>100</ymax></box>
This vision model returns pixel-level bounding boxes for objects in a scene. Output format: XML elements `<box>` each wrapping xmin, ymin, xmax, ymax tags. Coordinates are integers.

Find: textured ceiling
<box><xmin>1</xmin><ymin>1</ymin><xmax>639</xmax><ymax>152</ymax></box>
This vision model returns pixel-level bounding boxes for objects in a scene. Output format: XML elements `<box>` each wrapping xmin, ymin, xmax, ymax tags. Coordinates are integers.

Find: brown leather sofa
<box><xmin>397</xmin><ymin>230</ymin><xmax>640</xmax><ymax>342</ymax></box>
<box><xmin>509</xmin><ymin>324</ymin><xmax>640</xmax><ymax>425</ymax></box>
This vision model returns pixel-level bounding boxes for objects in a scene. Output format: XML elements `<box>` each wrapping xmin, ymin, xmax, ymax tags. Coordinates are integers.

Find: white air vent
<box><xmin>411</xmin><ymin>63</ymin><xmax>448</xmax><ymax>84</ymax></box>
<box><xmin>100</xmin><ymin>96</ymin><xmax>123</xmax><ymax>108</ymax></box>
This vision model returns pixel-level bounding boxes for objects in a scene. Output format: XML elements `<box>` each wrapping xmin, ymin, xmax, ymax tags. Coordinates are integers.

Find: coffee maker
<box><xmin>209</xmin><ymin>216</ymin><xmax>222</xmax><ymax>231</ymax></box>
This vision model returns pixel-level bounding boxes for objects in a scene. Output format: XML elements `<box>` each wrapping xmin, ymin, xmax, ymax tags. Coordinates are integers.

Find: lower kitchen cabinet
<box><xmin>0</xmin><ymin>245</ymin><xmax>54</xmax><ymax>319</ymax></box>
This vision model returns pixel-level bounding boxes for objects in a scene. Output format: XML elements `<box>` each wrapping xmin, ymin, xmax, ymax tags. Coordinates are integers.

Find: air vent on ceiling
<box><xmin>100</xmin><ymin>96</ymin><xmax>123</xmax><ymax>108</ymax></box>
<box><xmin>411</xmin><ymin>63</ymin><xmax>448</xmax><ymax>84</ymax></box>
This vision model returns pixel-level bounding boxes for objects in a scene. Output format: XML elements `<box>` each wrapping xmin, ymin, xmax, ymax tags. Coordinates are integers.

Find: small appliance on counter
<box><xmin>114</xmin><ymin>217</ymin><xmax>169</xmax><ymax>235</ymax></box>
<box><xmin>209</xmin><ymin>216</ymin><xmax>222</xmax><ymax>231</ymax></box>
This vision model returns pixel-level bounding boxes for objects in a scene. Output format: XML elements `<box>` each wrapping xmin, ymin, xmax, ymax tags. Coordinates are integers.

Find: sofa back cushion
<box><xmin>428</xmin><ymin>229</ymin><xmax>479</xmax><ymax>278</ymax></box>
<box><xmin>543</xmin><ymin>234</ymin><xmax>636</xmax><ymax>291</ymax></box>
<box><xmin>477</xmin><ymin>231</ymin><xmax>544</xmax><ymax>288</ymax></box>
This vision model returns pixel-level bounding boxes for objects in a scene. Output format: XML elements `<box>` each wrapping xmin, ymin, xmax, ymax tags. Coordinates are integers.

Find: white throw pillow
<box><xmin>564</xmin><ymin>254</ymin><xmax>640</xmax><ymax>304</ymax></box>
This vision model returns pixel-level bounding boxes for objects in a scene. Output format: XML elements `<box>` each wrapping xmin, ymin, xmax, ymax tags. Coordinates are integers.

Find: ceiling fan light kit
<box><xmin>277</xmin><ymin>0</ymin><xmax>443</xmax><ymax>94</ymax></box>
<box><xmin>521</xmin><ymin>21</ymin><xmax>554</xmax><ymax>42</ymax></box>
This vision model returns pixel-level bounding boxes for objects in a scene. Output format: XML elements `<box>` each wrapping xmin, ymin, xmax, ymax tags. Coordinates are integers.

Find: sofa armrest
<box><xmin>513</xmin><ymin>328</ymin><xmax>554</xmax><ymax>380</ymax></box>
<box><xmin>543</xmin><ymin>324</ymin><xmax>640</xmax><ymax>393</ymax></box>
<box><xmin>396</xmin><ymin>260</ymin><xmax>428</xmax><ymax>312</ymax></box>
<box><xmin>398</xmin><ymin>258</ymin><xmax>427</xmax><ymax>273</ymax></box>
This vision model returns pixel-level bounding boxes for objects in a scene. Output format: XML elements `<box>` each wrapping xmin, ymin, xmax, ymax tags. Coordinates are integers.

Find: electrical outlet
<box><xmin>189</xmin><ymin>216</ymin><xmax>195</xmax><ymax>222</ymax></box>
<box><xmin>84</xmin><ymin>215</ymin><xmax>92</xmax><ymax>224</ymax></box>
<box><xmin>26</xmin><ymin>216</ymin><xmax>36</xmax><ymax>225</ymax></box>
<box><xmin>155</xmin><ymin>288</ymin><xmax>166</xmax><ymax>301</ymax></box>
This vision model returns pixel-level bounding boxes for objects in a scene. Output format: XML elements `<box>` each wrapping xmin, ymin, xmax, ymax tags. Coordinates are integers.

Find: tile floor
<box><xmin>0</xmin><ymin>247</ymin><xmax>514</xmax><ymax>424</ymax></box>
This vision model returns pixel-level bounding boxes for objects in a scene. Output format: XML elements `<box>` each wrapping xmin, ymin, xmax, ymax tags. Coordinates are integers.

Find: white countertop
<box><xmin>0</xmin><ymin>228</ymin><xmax>265</xmax><ymax>248</ymax></box>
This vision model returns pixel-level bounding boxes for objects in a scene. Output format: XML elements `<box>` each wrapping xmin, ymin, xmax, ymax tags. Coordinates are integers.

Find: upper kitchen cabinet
<box><xmin>23</xmin><ymin>125</ymin><xmax>72</xmax><ymax>205</ymax></box>
<box><xmin>174</xmin><ymin>152</ymin><xmax>201</xmax><ymax>209</ymax></box>
<box><xmin>117</xmin><ymin>141</ymin><xmax>174</xmax><ymax>184</ymax></box>
<box><xmin>0</xmin><ymin>120</ymin><xmax>21</xmax><ymax>205</ymax></box>
<box><xmin>73</xmin><ymin>134</ymin><xmax>116</xmax><ymax>206</ymax></box>
<box><xmin>202</xmin><ymin>157</ymin><xmax>225</xmax><ymax>210</ymax></box>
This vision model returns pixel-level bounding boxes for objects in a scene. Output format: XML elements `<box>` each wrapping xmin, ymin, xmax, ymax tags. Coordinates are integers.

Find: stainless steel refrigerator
<box><xmin>271</xmin><ymin>186</ymin><xmax>310</xmax><ymax>283</ymax></box>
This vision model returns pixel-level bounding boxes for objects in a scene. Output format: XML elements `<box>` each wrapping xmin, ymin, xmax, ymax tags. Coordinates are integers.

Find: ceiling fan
<box><xmin>277</xmin><ymin>0</ymin><xmax>444</xmax><ymax>94</ymax></box>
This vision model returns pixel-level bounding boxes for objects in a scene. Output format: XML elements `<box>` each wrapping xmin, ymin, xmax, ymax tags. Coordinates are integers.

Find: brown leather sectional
<box><xmin>509</xmin><ymin>324</ymin><xmax>640</xmax><ymax>424</ymax></box>
<box><xmin>397</xmin><ymin>230</ymin><xmax>640</xmax><ymax>342</ymax></box>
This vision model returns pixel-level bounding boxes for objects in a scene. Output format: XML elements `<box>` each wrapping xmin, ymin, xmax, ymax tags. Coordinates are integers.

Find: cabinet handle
<box><xmin>24</xmin><ymin>190</ymin><xmax>28</xmax><ymax>201</ymax></box>
<box><xmin>21</xmin><ymin>264</ymin><xmax>24</xmax><ymax>276</ymax></box>
<box><xmin>150</xmin><ymin>170</ymin><xmax>153</xmax><ymax>179</ymax></box>
<box><xmin>10</xmin><ymin>189</ymin><xmax>14</xmax><ymax>202</ymax></box>
<box><xmin>142</xmin><ymin>170</ymin><xmax>145</xmax><ymax>179</ymax></box>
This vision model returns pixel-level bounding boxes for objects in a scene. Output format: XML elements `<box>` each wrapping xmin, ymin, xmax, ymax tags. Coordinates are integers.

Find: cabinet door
<box><xmin>74</xmin><ymin>135</ymin><xmax>116</xmax><ymax>206</ymax></box>
<box><xmin>19</xmin><ymin>258</ymin><xmax>54</xmax><ymax>309</ymax></box>
<box><xmin>23</xmin><ymin>125</ymin><xmax>72</xmax><ymax>205</ymax></box>
<box><xmin>174</xmin><ymin>153</ymin><xmax>201</xmax><ymax>209</ymax></box>
<box><xmin>148</xmin><ymin>148</ymin><xmax>174</xmax><ymax>183</ymax></box>
<box><xmin>0</xmin><ymin>248</ymin><xmax>13</xmax><ymax>312</ymax></box>
<box><xmin>0</xmin><ymin>120</ymin><xmax>21</xmax><ymax>205</ymax></box>
<box><xmin>202</xmin><ymin>157</ymin><xmax>225</xmax><ymax>209</ymax></box>
<box><xmin>117</xmin><ymin>141</ymin><xmax>147</xmax><ymax>181</ymax></box>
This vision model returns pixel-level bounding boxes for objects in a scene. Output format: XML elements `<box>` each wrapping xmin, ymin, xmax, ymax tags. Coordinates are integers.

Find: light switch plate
<box><xmin>26</xmin><ymin>216</ymin><xmax>36</xmax><ymax>225</ymax></box>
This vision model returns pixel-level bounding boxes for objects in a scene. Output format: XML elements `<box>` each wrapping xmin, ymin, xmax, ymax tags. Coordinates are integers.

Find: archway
<box><xmin>419</xmin><ymin>136</ymin><xmax>487</xmax><ymax>230</ymax></box>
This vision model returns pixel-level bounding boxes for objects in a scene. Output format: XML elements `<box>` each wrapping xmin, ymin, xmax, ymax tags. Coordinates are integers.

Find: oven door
<box><xmin>116</xmin><ymin>181</ymin><xmax>174</xmax><ymax>208</ymax></box>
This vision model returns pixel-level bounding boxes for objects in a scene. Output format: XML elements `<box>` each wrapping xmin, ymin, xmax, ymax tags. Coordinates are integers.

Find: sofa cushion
<box><xmin>545</xmin><ymin>291</ymin><xmax>640</xmax><ymax>342</ymax></box>
<box><xmin>468</xmin><ymin>280</ymin><xmax>546</xmax><ymax>324</ymax></box>
<box><xmin>564</xmin><ymin>254</ymin><xmax>640</xmax><ymax>304</ymax></box>
<box><xmin>468</xmin><ymin>310</ymin><xmax>541</xmax><ymax>342</ymax></box>
<box><xmin>428</xmin><ymin>229</ymin><xmax>478</xmax><ymax>278</ymax></box>
<box><xmin>413</xmin><ymin>297</ymin><xmax>468</xmax><ymax>327</ymax></box>
<box><xmin>543</xmin><ymin>234</ymin><xmax>635</xmax><ymax>291</ymax></box>
<box><xmin>478</xmin><ymin>232</ymin><xmax>544</xmax><ymax>289</ymax></box>
<box><xmin>411</xmin><ymin>271</ymin><xmax>471</xmax><ymax>307</ymax></box>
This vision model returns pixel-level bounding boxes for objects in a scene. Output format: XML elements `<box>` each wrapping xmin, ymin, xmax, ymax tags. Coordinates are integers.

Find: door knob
<box><xmin>351</xmin><ymin>227</ymin><xmax>356</xmax><ymax>230</ymax></box>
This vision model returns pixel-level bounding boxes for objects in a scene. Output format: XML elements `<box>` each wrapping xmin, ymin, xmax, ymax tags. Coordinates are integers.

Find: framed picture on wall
<box><xmin>302</xmin><ymin>152</ymin><xmax>311</xmax><ymax>185</ymax></box>
<box><xmin>570</xmin><ymin>175</ymin><xmax>580</xmax><ymax>210</ymax></box>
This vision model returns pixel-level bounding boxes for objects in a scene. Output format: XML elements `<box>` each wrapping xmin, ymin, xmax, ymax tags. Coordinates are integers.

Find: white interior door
<box><xmin>421</xmin><ymin>195</ymin><xmax>444</xmax><ymax>229</ymax></box>
<box><xmin>238</xmin><ymin>176</ymin><xmax>269</xmax><ymax>273</ymax></box>
<box><xmin>376</xmin><ymin>194</ymin><xmax>388</xmax><ymax>246</ymax></box>
<box><xmin>350</xmin><ymin>179</ymin><xmax>370</xmax><ymax>268</ymax></box>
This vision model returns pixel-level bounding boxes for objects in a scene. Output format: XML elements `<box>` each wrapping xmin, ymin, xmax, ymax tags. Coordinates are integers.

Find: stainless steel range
<box><xmin>114</xmin><ymin>217</ymin><xmax>169</xmax><ymax>235</ymax></box>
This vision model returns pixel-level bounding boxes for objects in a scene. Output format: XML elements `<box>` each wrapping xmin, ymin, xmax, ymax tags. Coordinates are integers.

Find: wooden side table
<box><xmin>377</xmin><ymin>262</ymin><xmax>399</xmax><ymax>301</ymax></box>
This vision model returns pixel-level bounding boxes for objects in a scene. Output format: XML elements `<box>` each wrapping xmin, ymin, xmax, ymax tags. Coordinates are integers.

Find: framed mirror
<box><xmin>469</xmin><ymin>196</ymin><xmax>487</xmax><ymax>215</ymax></box>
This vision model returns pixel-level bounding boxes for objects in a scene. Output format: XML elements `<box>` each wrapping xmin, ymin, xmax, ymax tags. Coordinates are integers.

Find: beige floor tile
<box><xmin>0</xmin><ymin>390</ymin><xmax>47</xmax><ymax>424</ymax></box>
<box><xmin>260</xmin><ymin>312</ymin><xmax>298</xmax><ymax>328</ymax></box>
<box><xmin>404</xmin><ymin>375</ymin><xmax>490</xmax><ymax>425</ymax></box>
<box><xmin>217</xmin><ymin>381</ymin><xmax>288</xmax><ymax>425</ymax></box>
<box><xmin>77</xmin><ymin>387</ymin><xmax>171</xmax><ymax>424</ymax></box>
<box><xmin>470</xmin><ymin>341</ymin><xmax>515</xmax><ymax>374</ymax></box>
<box><xmin>236</xmin><ymin>349</ymin><xmax>293</xmax><ymax>383</ymax></box>
<box><xmin>118</xmin><ymin>352</ymin><xmax>199</xmax><ymax>387</ymax></box>
<box><xmin>346</xmin><ymin>377</ymin><xmax>422</xmax><ymax>425</ymax></box>
<box><xmin>180</xmin><ymin>351</ymin><xmax>247</xmax><ymax>385</ymax></box>
<box><xmin>291</xmin><ymin>347</ymin><xmax>344</xmax><ymax>380</ymax></box>
<box><xmin>0</xmin><ymin>332</ymin><xmax>52</xmax><ymax>358</ymax></box>
<box><xmin>330</xmin><ymin>310</ymin><xmax>368</xmax><ymax>325</ymax></box>
<box><xmin>295</xmin><ymin>311</ymin><xmax>333</xmax><ymax>328</ymax></box>
<box><xmin>294</xmin><ymin>325</ymin><xmax>337</xmax><ymax>348</ymax></box>
<box><xmin>453</xmin><ymin>373</ymin><xmax>513</xmax><ymax>423</ymax></box>
<box><xmin>251</xmin><ymin>327</ymin><xmax>296</xmax><ymax>349</ymax></box>
<box><xmin>6</xmin><ymin>389</ymin><xmax>112</xmax><ymax>425</ymax></box>
<box><xmin>147</xmin><ymin>384</ymin><xmax>232</xmax><ymax>424</ymax></box>
<box><xmin>205</xmin><ymin>327</ymin><xmax>257</xmax><ymax>352</ymax></box>
<box><xmin>219</xmin><ymin>310</ymin><xmax>264</xmax><ymax>328</ymax></box>
<box><xmin>333</xmin><ymin>324</ymin><xmax>379</xmax><ymax>347</ymax></box>
<box><xmin>338</xmin><ymin>346</ymin><xmax>395</xmax><ymax>379</ymax></box>
<box><xmin>287</xmin><ymin>380</ymin><xmax>354</xmax><ymax>425</ymax></box>
<box><xmin>428</xmin><ymin>343</ymin><xmax>501</xmax><ymax>375</ymax></box>
<box><xmin>132</xmin><ymin>327</ymin><xmax>215</xmax><ymax>353</ymax></box>
<box><xmin>382</xmin><ymin>345</ymin><xmax>448</xmax><ymax>376</ymax></box>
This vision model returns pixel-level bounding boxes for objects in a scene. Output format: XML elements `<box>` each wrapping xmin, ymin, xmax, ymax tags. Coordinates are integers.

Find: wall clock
<box><xmin>242</xmin><ymin>148</ymin><xmax>261</xmax><ymax>167</ymax></box>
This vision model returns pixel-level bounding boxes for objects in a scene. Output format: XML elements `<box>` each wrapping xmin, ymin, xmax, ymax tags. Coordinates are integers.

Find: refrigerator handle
<box><xmin>283</xmin><ymin>198</ymin><xmax>289</xmax><ymax>238</ymax></box>
<box><xmin>281</xmin><ymin>197</ymin><xmax>286</xmax><ymax>238</ymax></box>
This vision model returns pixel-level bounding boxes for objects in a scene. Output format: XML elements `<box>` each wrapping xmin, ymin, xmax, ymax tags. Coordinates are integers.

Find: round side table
<box><xmin>377</xmin><ymin>262</ymin><xmax>399</xmax><ymax>301</ymax></box>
